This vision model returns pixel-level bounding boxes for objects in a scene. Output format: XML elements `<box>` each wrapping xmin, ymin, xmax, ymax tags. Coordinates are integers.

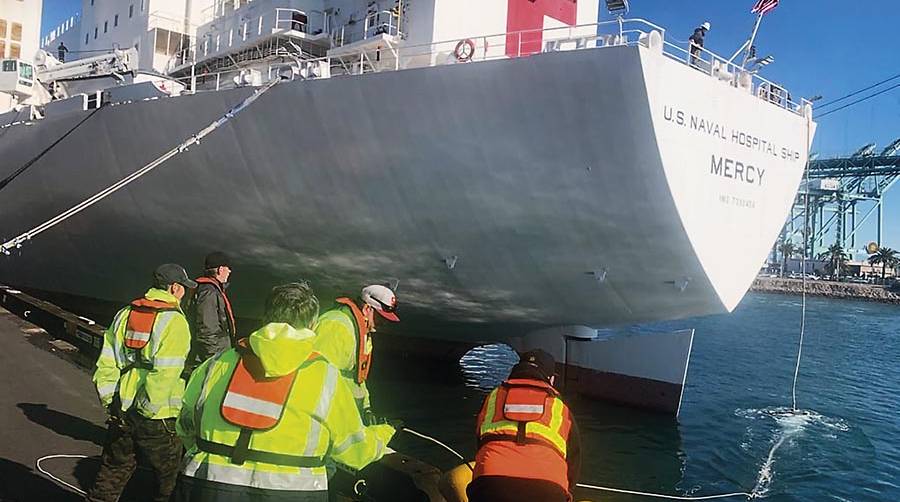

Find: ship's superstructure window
<box><xmin>154</xmin><ymin>28</ymin><xmax>189</xmax><ymax>57</ymax></box>
<box><xmin>10</xmin><ymin>22</ymin><xmax>21</xmax><ymax>41</ymax></box>
<box><xmin>94</xmin><ymin>27</ymin><xmax>98</xmax><ymax>39</ymax></box>
<box><xmin>114</xmin><ymin>15</ymin><xmax>119</xmax><ymax>27</ymax></box>
<box><xmin>129</xmin><ymin>5</ymin><xmax>134</xmax><ymax>18</ymax></box>
<box><xmin>9</xmin><ymin>43</ymin><xmax>19</xmax><ymax>58</ymax></box>
<box><xmin>104</xmin><ymin>21</ymin><xmax>108</xmax><ymax>33</ymax></box>
<box><xmin>85</xmin><ymin>33</ymin><xmax>89</xmax><ymax>45</ymax></box>
<box><xmin>90</xmin><ymin>0</ymin><xmax>94</xmax><ymax>5</ymax></box>
<box><xmin>141</xmin><ymin>0</ymin><xmax>145</xmax><ymax>12</ymax></box>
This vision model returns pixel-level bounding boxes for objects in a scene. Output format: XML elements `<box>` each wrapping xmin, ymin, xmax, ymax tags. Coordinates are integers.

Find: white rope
<box><xmin>403</xmin><ymin>427</ymin><xmax>754</xmax><ymax>499</ymax></box>
<box><xmin>791</xmin><ymin>112</ymin><xmax>813</xmax><ymax>411</ymax></box>
<box><xmin>35</xmin><ymin>454</ymin><xmax>89</xmax><ymax>496</ymax></box>
<box><xmin>402</xmin><ymin>427</ymin><xmax>467</xmax><ymax>462</ymax></box>
<box><xmin>576</xmin><ymin>483</ymin><xmax>752</xmax><ymax>500</ymax></box>
<box><xmin>0</xmin><ymin>78</ymin><xmax>280</xmax><ymax>255</ymax></box>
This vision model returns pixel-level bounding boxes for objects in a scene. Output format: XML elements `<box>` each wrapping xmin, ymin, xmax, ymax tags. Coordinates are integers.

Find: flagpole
<box><xmin>741</xmin><ymin>12</ymin><xmax>765</xmax><ymax>68</ymax></box>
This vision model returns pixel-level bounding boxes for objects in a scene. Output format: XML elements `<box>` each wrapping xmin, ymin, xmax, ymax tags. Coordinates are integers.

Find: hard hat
<box><xmin>701</xmin><ymin>21</ymin><xmax>711</xmax><ymax>31</ymax></box>
<box><xmin>361</xmin><ymin>285</ymin><xmax>399</xmax><ymax>322</ymax></box>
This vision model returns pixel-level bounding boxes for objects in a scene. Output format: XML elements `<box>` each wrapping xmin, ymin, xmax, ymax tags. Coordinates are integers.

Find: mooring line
<box><xmin>35</xmin><ymin>454</ymin><xmax>88</xmax><ymax>496</ymax></box>
<box><xmin>1</xmin><ymin>78</ymin><xmax>280</xmax><ymax>255</ymax></box>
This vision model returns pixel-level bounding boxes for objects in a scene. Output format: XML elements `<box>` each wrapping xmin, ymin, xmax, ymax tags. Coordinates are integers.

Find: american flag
<box><xmin>751</xmin><ymin>0</ymin><xmax>779</xmax><ymax>15</ymax></box>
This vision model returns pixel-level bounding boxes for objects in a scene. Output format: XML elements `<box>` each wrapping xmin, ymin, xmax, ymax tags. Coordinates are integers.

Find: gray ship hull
<box><xmin>0</xmin><ymin>44</ymin><xmax>807</xmax><ymax>332</ymax></box>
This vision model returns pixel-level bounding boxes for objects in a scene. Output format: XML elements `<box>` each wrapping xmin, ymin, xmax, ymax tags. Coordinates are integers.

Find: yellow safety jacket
<box><xmin>177</xmin><ymin>322</ymin><xmax>395</xmax><ymax>492</ymax></box>
<box><xmin>93</xmin><ymin>288</ymin><xmax>191</xmax><ymax>419</ymax></box>
<box><xmin>313</xmin><ymin>304</ymin><xmax>373</xmax><ymax>411</ymax></box>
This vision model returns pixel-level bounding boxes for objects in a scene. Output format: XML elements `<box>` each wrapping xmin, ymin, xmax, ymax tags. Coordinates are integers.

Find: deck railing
<box><xmin>169</xmin><ymin>16</ymin><xmax>807</xmax><ymax>115</ymax></box>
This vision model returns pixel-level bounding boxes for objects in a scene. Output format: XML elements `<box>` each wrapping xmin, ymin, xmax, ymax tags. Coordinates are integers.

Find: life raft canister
<box><xmin>124</xmin><ymin>298</ymin><xmax>179</xmax><ymax>350</ymax></box>
<box><xmin>454</xmin><ymin>38</ymin><xmax>476</xmax><ymax>62</ymax></box>
<box><xmin>335</xmin><ymin>297</ymin><xmax>373</xmax><ymax>384</ymax></box>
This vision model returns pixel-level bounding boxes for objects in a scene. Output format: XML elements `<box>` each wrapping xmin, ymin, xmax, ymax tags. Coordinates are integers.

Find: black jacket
<box><xmin>187</xmin><ymin>279</ymin><xmax>235</xmax><ymax>362</ymax></box>
<box><xmin>689</xmin><ymin>28</ymin><xmax>706</xmax><ymax>48</ymax></box>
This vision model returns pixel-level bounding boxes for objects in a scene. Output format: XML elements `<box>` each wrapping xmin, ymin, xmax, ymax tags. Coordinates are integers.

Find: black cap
<box><xmin>204</xmin><ymin>251</ymin><xmax>231</xmax><ymax>270</ymax></box>
<box><xmin>153</xmin><ymin>263</ymin><xmax>197</xmax><ymax>289</ymax></box>
<box><xmin>510</xmin><ymin>349</ymin><xmax>556</xmax><ymax>383</ymax></box>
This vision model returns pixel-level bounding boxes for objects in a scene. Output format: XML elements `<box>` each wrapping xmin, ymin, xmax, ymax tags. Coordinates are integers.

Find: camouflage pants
<box><xmin>86</xmin><ymin>410</ymin><xmax>182</xmax><ymax>502</ymax></box>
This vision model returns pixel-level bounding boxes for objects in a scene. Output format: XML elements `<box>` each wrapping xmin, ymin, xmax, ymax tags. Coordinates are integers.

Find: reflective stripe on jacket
<box><xmin>176</xmin><ymin>322</ymin><xmax>395</xmax><ymax>492</ymax></box>
<box><xmin>93</xmin><ymin>288</ymin><xmax>190</xmax><ymax>419</ymax></box>
<box><xmin>313</xmin><ymin>305</ymin><xmax>373</xmax><ymax>411</ymax></box>
<box><xmin>473</xmin><ymin>378</ymin><xmax>573</xmax><ymax>494</ymax></box>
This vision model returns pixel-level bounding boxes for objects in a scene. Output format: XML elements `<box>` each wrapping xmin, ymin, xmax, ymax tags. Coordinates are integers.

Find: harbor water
<box><xmin>371</xmin><ymin>293</ymin><xmax>900</xmax><ymax>501</ymax></box>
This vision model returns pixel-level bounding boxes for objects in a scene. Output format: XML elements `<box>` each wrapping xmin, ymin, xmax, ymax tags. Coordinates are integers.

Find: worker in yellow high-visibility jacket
<box><xmin>174</xmin><ymin>282</ymin><xmax>396</xmax><ymax>501</ymax></box>
<box><xmin>87</xmin><ymin>263</ymin><xmax>195</xmax><ymax>502</ymax></box>
<box><xmin>314</xmin><ymin>284</ymin><xmax>400</xmax><ymax>422</ymax></box>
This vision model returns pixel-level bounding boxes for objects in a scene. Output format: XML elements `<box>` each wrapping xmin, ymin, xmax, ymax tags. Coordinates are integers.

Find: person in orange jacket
<box><xmin>468</xmin><ymin>350</ymin><xmax>582</xmax><ymax>502</ymax></box>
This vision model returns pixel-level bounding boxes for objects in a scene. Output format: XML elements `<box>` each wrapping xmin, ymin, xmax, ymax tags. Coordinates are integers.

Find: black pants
<box><xmin>86</xmin><ymin>410</ymin><xmax>182</xmax><ymax>502</ymax></box>
<box><xmin>467</xmin><ymin>476</ymin><xmax>570</xmax><ymax>502</ymax></box>
<box><xmin>173</xmin><ymin>474</ymin><xmax>328</xmax><ymax>502</ymax></box>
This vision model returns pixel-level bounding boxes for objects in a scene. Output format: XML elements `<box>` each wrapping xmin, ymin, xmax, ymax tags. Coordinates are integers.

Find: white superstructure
<box><xmin>0</xmin><ymin>0</ymin><xmax>42</xmax><ymax>110</ymax></box>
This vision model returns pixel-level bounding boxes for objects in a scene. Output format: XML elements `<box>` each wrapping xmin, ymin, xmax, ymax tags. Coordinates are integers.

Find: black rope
<box><xmin>0</xmin><ymin>107</ymin><xmax>101</xmax><ymax>192</ymax></box>
<box><xmin>815</xmin><ymin>81</ymin><xmax>900</xmax><ymax>119</ymax></box>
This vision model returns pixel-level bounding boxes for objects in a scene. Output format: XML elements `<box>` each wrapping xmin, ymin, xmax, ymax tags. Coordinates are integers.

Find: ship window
<box><xmin>94</xmin><ymin>27</ymin><xmax>98</xmax><ymax>39</ymax></box>
<box><xmin>115</xmin><ymin>15</ymin><xmax>119</xmax><ymax>27</ymax></box>
<box><xmin>85</xmin><ymin>33</ymin><xmax>89</xmax><ymax>45</ymax></box>
<box><xmin>91</xmin><ymin>0</ymin><xmax>94</xmax><ymax>5</ymax></box>
<box><xmin>9</xmin><ymin>43</ymin><xmax>20</xmax><ymax>59</ymax></box>
<box><xmin>0</xmin><ymin>19</ymin><xmax>6</xmax><ymax>39</ymax></box>
<box><xmin>18</xmin><ymin>62</ymin><xmax>32</xmax><ymax>80</ymax></box>
<box><xmin>141</xmin><ymin>0</ymin><xmax>145</xmax><ymax>12</ymax></box>
<box><xmin>153</xmin><ymin>28</ymin><xmax>190</xmax><ymax>56</ymax></box>
<box><xmin>11</xmin><ymin>22</ymin><xmax>22</xmax><ymax>42</ymax></box>
<box><xmin>1</xmin><ymin>60</ymin><xmax>13</xmax><ymax>73</ymax></box>
<box><xmin>129</xmin><ymin>5</ymin><xmax>134</xmax><ymax>18</ymax></box>
<box><xmin>104</xmin><ymin>21</ymin><xmax>108</xmax><ymax>33</ymax></box>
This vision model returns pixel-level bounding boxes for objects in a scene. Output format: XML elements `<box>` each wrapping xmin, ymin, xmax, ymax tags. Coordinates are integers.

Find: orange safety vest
<box><xmin>194</xmin><ymin>276</ymin><xmax>237</xmax><ymax>341</ymax></box>
<box><xmin>197</xmin><ymin>340</ymin><xmax>325</xmax><ymax>467</ymax></box>
<box><xmin>124</xmin><ymin>298</ymin><xmax>179</xmax><ymax>350</ymax></box>
<box><xmin>335</xmin><ymin>298</ymin><xmax>373</xmax><ymax>384</ymax></box>
<box><xmin>474</xmin><ymin>378</ymin><xmax>573</xmax><ymax>494</ymax></box>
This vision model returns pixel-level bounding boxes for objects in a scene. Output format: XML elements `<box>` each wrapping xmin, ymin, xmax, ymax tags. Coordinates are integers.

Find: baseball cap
<box><xmin>204</xmin><ymin>251</ymin><xmax>231</xmax><ymax>270</ymax></box>
<box><xmin>511</xmin><ymin>349</ymin><xmax>556</xmax><ymax>383</ymax></box>
<box><xmin>153</xmin><ymin>263</ymin><xmax>198</xmax><ymax>289</ymax></box>
<box><xmin>361</xmin><ymin>285</ymin><xmax>399</xmax><ymax>322</ymax></box>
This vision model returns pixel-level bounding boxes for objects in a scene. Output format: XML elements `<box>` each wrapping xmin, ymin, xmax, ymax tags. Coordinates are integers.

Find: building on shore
<box><xmin>0</xmin><ymin>0</ymin><xmax>43</xmax><ymax>111</ymax></box>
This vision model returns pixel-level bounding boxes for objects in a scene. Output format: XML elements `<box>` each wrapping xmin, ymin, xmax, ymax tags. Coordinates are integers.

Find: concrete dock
<box><xmin>0</xmin><ymin>306</ymin><xmax>109</xmax><ymax>501</ymax></box>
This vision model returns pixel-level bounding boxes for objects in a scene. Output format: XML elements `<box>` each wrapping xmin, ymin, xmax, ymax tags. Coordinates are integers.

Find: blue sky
<box><xmin>40</xmin><ymin>0</ymin><xmax>900</xmax><ymax>247</ymax></box>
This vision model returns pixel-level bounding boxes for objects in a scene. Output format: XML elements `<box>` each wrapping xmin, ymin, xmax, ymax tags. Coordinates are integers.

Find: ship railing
<box><xmin>331</xmin><ymin>10</ymin><xmax>403</xmax><ymax>48</ymax></box>
<box><xmin>661</xmin><ymin>38</ymin><xmax>808</xmax><ymax>114</ymax></box>
<box><xmin>168</xmin><ymin>16</ymin><xmax>806</xmax><ymax>115</ymax></box>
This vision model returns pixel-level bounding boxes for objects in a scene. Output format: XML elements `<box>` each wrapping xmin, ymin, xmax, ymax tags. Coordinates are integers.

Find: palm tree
<box><xmin>777</xmin><ymin>241</ymin><xmax>796</xmax><ymax>278</ymax></box>
<box><xmin>868</xmin><ymin>247</ymin><xmax>898</xmax><ymax>284</ymax></box>
<box><xmin>818</xmin><ymin>243</ymin><xmax>849</xmax><ymax>281</ymax></box>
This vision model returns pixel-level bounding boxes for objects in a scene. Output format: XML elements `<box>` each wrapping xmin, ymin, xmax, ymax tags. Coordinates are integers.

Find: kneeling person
<box><xmin>468</xmin><ymin>350</ymin><xmax>582</xmax><ymax>502</ymax></box>
<box><xmin>175</xmin><ymin>282</ymin><xmax>397</xmax><ymax>502</ymax></box>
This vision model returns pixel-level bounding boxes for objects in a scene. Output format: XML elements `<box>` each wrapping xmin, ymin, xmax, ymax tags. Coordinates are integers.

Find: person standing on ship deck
<box><xmin>57</xmin><ymin>42</ymin><xmax>69</xmax><ymax>62</ymax></box>
<box><xmin>186</xmin><ymin>251</ymin><xmax>236</xmax><ymax>373</ymax></box>
<box><xmin>87</xmin><ymin>264</ymin><xmax>195</xmax><ymax>502</ymax></box>
<box><xmin>467</xmin><ymin>350</ymin><xmax>582</xmax><ymax>502</ymax></box>
<box><xmin>689</xmin><ymin>22</ymin><xmax>711</xmax><ymax>67</ymax></box>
